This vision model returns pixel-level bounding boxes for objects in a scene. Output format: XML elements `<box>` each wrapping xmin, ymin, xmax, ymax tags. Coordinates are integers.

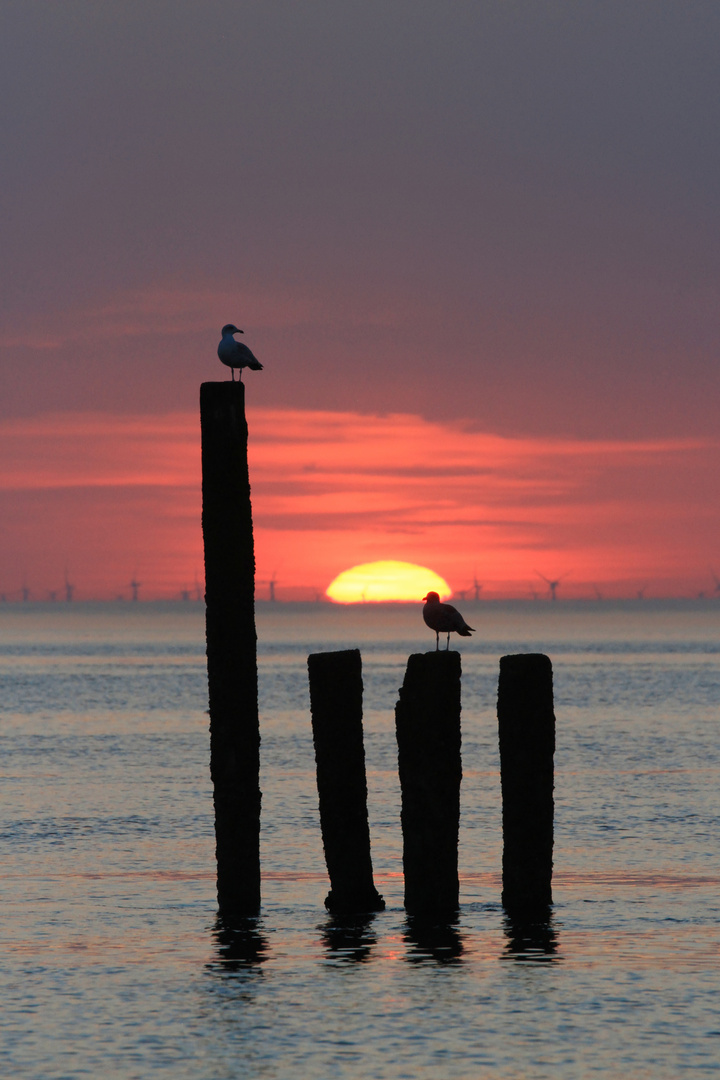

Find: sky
<box><xmin>1</xmin><ymin>2</ymin><xmax>719</xmax><ymax>598</ymax></box>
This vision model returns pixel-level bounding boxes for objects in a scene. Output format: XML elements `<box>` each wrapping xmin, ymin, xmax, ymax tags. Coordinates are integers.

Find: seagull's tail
<box><xmin>457</xmin><ymin>626</ymin><xmax>474</xmax><ymax>636</ymax></box>
<box><xmin>247</xmin><ymin>358</ymin><xmax>263</xmax><ymax>370</ymax></box>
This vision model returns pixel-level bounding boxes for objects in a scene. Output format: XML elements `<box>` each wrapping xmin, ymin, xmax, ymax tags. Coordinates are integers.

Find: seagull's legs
<box><xmin>231</xmin><ymin>368</ymin><xmax>235</xmax><ymax>382</ymax></box>
<box><xmin>435</xmin><ymin>631</ymin><xmax>439</xmax><ymax>651</ymax></box>
<box><xmin>446</xmin><ymin>632</ymin><xmax>451</xmax><ymax>650</ymax></box>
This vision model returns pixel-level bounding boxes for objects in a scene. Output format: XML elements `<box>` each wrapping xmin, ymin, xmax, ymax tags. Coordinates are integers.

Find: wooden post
<box><xmin>395</xmin><ymin>651</ymin><xmax>462</xmax><ymax>916</ymax></box>
<box><xmin>497</xmin><ymin>653</ymin><xmax>555</xmax><ymax>913</ymax></box>
<box><xmin>308</xmin><ymin>649</ymin><xmax>385</xmax><ymax>913</ymax></box>
<box><xmin>201</xmin><ymin>381</ymin><xmax>261</xmax><ymax>919</ymax></box>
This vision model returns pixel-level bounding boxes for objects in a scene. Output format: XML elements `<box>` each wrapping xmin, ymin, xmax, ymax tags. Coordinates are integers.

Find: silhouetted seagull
<box><xmin>217</xmin><ymin>324</ymin><xmax>263</xmax><ymax>381</ymax></box>
<box><xmin>422</xmin><ymin>592</ymin><xmax>475</xmax><ymax>651</ymax></box>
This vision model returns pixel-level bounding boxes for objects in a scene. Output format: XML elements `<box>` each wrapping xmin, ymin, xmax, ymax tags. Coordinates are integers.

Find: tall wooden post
<box><xmin>308</xmin><ymin>649</ymin><xmax>385</xmax><ymax>913</ymax></box>
<box><xmin>497</xmin><ymin>653</ymin><xmax>555</xmax><ymax>913</ymax></box>
<box><xmin>395</xmin><ymin>651</ymin><xmax>462</xmax><ymax>916</ymax></box>
<box><xmin>201</xmin><ymin>381</ymin><xmax>261</xmax><ymax>919</ymax></box>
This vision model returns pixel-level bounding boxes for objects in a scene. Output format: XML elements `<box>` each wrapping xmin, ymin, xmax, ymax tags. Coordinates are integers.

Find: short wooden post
<box><xmin>497</xmin><ymin>653</ymin><xmax>555</xmax><ymax>913</ymax></box>
<box><xmin>201</xmin><ymin>381</ymin><xmax>261</xmax><ymax>919</ymax></box>
<box><xmin>395</xmin><ymin>651</ymin><xmax>462</xmax><ymax>916</ymax></box>
<box><xmin>308</xmin><ymin>649</ymin><xmax>385</xmax><ymax>913</ymax></box>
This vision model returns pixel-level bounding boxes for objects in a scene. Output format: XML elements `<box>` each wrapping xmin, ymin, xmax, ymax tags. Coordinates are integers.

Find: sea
<box><xmin>0</xmin><ymin>599</ymin><xmax>718</xmax><ymax>1079</ymax></box>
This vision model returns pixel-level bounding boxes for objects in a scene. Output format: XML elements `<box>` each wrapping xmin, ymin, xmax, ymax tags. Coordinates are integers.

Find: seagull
<box><xmin>422</xmin><ymin>591</ymin><xmax>475</xmax><ymax>651</ymax></box>
<box><xmin>217</xmin><ymin>324</ymin><xmax>263</xmax><ymax>381</ymax></box>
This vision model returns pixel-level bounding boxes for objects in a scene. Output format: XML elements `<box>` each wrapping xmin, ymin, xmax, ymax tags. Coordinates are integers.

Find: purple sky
<box><xmin>2</xmin><ymin>1</ymin><xmax>719</xmax><ymax>438</ymax></box>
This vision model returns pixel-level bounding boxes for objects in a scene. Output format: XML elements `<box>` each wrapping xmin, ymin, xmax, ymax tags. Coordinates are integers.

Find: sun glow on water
<box><xmin>326</xmin><ymin>560</ymin><xmax>451</xmax><ymax>603</ymax></box>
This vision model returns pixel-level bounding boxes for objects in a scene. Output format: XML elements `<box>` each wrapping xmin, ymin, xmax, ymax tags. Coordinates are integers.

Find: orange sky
<box><xmin>1</xmin><ymin>407</ymin><xmax>717</xmax><ymax>601</ymax></box>
<box><xmin>3</xmin><ymin>9</ymin><xmax>720</xmax><ymax>602</ymax></box>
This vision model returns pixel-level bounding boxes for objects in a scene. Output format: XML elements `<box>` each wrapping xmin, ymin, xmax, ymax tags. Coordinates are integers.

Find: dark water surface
<box><xmin>1</xmin><ymin>601</ymin><xmax>718</xmax><ymax>1078</ymax></box>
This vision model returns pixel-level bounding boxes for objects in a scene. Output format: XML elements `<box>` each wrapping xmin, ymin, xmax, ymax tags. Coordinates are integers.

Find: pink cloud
<box><xmin>0</xmin><ymin>408</ymin><xmax>717</xmax><ymax>598</ymax></box>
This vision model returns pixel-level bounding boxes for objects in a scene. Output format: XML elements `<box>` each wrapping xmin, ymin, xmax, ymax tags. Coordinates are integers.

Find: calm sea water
<box><xmin>0</xmin><ymin>600</ymin><xmax>718</xmax><ymax>1079</ymax></box>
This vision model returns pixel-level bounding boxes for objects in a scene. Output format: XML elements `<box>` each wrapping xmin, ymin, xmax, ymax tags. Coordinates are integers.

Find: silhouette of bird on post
<box><xmin>217</xmin><ymin>324</ymin><xmax>263</xmax><ymax>381</ymax></box>
<box><xmin>422</xmin><ymin>592</ymin><xmax>475</xmax><ymax>651</ymax></box>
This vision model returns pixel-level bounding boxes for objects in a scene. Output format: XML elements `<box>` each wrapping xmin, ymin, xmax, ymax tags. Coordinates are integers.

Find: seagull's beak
<box><xmin>421</xmin><ymin>594</ymin><xmax>428</xmax><ymax>602</ymax></box>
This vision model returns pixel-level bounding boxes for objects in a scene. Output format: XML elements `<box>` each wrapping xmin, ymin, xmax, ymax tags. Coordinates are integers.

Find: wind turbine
<box><xmin>64</xmin><ymin>568</ymin><xmax>75</xmax><ymax>603</ymax></box>
<box><xmin>535</xmin><ymin>571</ymin><xmax>568</xmax><ymax>602</ymax></box>
<box><xmin>129</xmin><ymin>577</ymin><xmax>141</xmax><ymax>602</ymax></box>
<box><xmin>21</xmin><ymin>581</ymin><xmax>31</xmax><ymax>603</ymax></box>
<box><xmin>636</xmin><ymin>582</ymin><xmax>649</xmax><ymax>600</ymax></box>
<box><xmin>709</xmin><ymin>568</ymin><xmax>720</xmax><ymax>596</ymax></box>
<box><xmin>258</xmin><ymin>572</ymin><xmax>278</xmax><ymax>602</ymax></box>
<box><xmin>472</xmin><ymin>575</ymin><xmax>482</xmax><ymax>602</ymax></box>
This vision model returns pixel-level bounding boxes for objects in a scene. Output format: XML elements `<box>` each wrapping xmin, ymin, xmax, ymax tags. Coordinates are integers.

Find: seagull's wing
<box><xmin>234</xmin><ymin>342</ymin><xmax>263</xmax><ymax>370</ymax></box>
<box><xmin>443</xmin><ymin>603</ymin><xmax>475</xmax><ymax>635</ymax></box>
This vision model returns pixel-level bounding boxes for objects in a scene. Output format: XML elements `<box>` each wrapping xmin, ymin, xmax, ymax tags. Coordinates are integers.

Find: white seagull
<box><xmin>217</xmin><ymin>324</ymin><xmax>263</xmax><ymax>381</ymax></box>
<box><xmin>422</xmin><ymin>591</ymin><xmax>475</xmax><ymax>651</ymax></box>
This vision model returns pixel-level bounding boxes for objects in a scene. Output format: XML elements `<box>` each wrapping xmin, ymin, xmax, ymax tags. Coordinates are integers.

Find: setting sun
<box><xmin>326</xmin><ymin>560</ymin><xmax>451</xmax><ymax>603</ymax></box>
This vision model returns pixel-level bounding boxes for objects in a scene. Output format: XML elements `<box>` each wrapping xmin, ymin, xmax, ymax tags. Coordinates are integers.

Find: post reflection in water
<box><xmin>404</xmin><ymin>916</ymin><xmax>465</xmax><ymax>964</ymax></box>
<box><xmin>210</xmin><ymin>915</ymin><xmax>269</xmax><ymax>972</ymax></box>
<box><xmin>321</xmin><ymin>912</ymin><xmax>379</xmax><ymax>963</ymax></box>
<box><xmin>502</xmin><ymin>909</ymin><xmax>560</xmax><ymax>963</ymax></box>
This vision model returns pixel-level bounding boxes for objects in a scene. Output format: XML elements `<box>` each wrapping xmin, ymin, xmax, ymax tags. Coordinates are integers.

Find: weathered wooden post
<box><xmin>308</xmin><ymin>649</ymin><xmax>385</xmax><ymax>913</ymax></box>
<box><xmin>395</xmin><ymin>651</ymin><xmax>462</xmax><ymax>916</ymax></box>
<box><xmin>497</xmin><ymin>653</ymin><xmax>555</xmax><ymax>913</ymax></box>
<box><xmin>201</xmin><ymin>380</ymin><xmax>261</xmax><ymax>919</ymax></box>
